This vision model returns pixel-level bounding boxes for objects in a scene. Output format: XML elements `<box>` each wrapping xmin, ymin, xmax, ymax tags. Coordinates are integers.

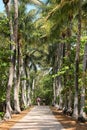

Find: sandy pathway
<box><xmin>10</xmin><ymin>106</ymin><xmax>65</xmax><ymax>130</ymax></box>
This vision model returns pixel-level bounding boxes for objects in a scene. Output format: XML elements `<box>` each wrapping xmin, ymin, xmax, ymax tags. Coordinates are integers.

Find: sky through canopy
<box><xmin>0</xmin><ymin>0</ymin><xmax>47</xmax><ymax>13</ymax></box>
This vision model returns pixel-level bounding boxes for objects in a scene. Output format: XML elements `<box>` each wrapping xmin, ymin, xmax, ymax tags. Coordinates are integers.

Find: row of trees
<box><xmin>40</xmin><ymin>0</ymin><xmax>87</xmax><ymax>119</ymax></box>
<box><xmin>0</xmin><ymin>0</ymin><xmax>46</xmax><ymax>119</ymax></box>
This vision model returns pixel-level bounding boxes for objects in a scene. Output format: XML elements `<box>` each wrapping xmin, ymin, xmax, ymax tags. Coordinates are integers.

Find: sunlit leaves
<box><xmin>52</xmin><ymin>66</ymin><xmax>69</xmax><ymax>78</ymax></box>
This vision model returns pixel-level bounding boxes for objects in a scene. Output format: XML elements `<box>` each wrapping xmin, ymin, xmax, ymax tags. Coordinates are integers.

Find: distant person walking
<box><xmin>36</xmin><ymin>97</ymin><xmax>41</xmax><ymax>106</ymax></box>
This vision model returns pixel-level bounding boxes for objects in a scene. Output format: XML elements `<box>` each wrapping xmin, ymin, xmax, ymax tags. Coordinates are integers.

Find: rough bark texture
<box><xmin>80</xmin><ymin>43</ymin><xmax>87</xmax><ymax>117</ymax></box>
<box><xmin>73</xmin><ymin>0</ymin><xmax>81</xmax><ymax>119</ymax></box>
<box><xmin>53</xmin><ymin>80</ymin><xmax>56</xmax><ymax>104</ymax></box>
<box><xmin>32</xmin><ymin>79</ymin><xmax>35</xmax><ymax>97</ymax></box>
<box><xmin>4</xmin><ymin>73</ymin><xmax>13</xmax><ymax>119</ymax></box>
<box><xmin>68</xmin><ymin>88</ymin><xmax>72</xmax><ymax>109</ymax></box>
<box><xmin>53</xmin><ymin>43</ymin><xmax>63</xmax><ymax>108</ymax></box>
<box><xmin>58</xmin><ymin>77</ymin><xmax>63</xmax><ymax>109</ymax></box>
<box><xmin>14</xmin><ymin>76</ymin><xmax>21</xmax><ymax>113</ymax></box>
<box><xmin>13</xmin><ymin>0</ymin><xmax>21</xmax><ymax>113</ymax></box>
<box><xmin>26</xmin><ymin>68</ymin><xmax>31</xmax><ymax>106</ymax></box>
<box><xmin>21</xmin><ymin>63</ymin><xmax>27</xmax><ymax>108</ymax></box>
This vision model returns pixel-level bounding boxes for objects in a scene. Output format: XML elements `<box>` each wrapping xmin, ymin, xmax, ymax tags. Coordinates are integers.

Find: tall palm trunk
<box><xmin>53</xmin><ymin>79</ymin><xmax>56</xmax><ymax>104</ymax></box>
<box><xmin>53</xmin><ymin>44</ymin><xmax>60</xmax><ymax>106</ymax></box>
<box><xmin>73</xmin><ymin>0</ymin><xmax>82</xmax><ymax>119</ymax></box>
<box><xmin>80</xmin><ymin>43</ymin><xmax>87</xmax><ymax>117</ymax></box>
<box><xmin>27</xmin><ymin>83</ymin><xmax>31</xmax><ymax>106</ymax></box>
<box><xmin>14</xmin><ymin>39</ymin><xmax>21</xmax><ymax>113</ymax></box>
<box><xmin>62</xmin><ymin>36</ymin><xmax>67</xmax><ymax>108</ymax></box>
<box><xmin>55</xmin><ymin>43</ymin><xmax>63</xmax><ymax>109</ymax></box>
<box><xmin>21</xmin><ymin>78</ymin><xmax>27</xmax><ymax>108</ymax></box>
<box><xmin>32</xmin><ymin>79</ymin><xmax>35</xmax><ymax>97</ymax></box>
<box><xmin>58</xmin><ymin>43</ymin><xmax>64</xmax><ymax>109</ymax></box>
<box><xmin>58</xmin><ymin>76</ymin><xmax>63</xmax><ymax>109</ymax></box>
<box><xmin>13</xmin><ymin>0</ymin><xmax>21</xmax><ymax>113</ymax></box>
<box><xmin>3</xmin><ymin>0</ymin><xmax>16</xmax><ymax>120</ymax></box>
<box><xmin>26</xmin><ymin>67</ymin><xmax>31</xmax><ymax>106</ymax></box>
<box><xmin>52</xmin><ymin>57</ymin><xmax>57</xmax><ymax>104</ymax></box>
<box><xmin>21</xmin><ymin>61</ymin><xmax>27</xmax><ymax>108</ymax></box>
<box><xmin>66</xmin><ymin>19</ymin><xmax>72</xmax><ymax>110</ymax></box>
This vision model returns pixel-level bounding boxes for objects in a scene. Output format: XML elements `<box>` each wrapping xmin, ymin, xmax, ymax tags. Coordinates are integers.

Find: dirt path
<box><xmin>0</xmin><ymin>107</ymin><xmax>32</xmax><ymax>130</ymax></box>
<box><xmin>0</xmin><ymin>106</ymin><xmax>87</xmax><ymax>130</ymax></box>
<box><xmin>10</xmin><ymin>106</ymin><xmax>65</xmax><ymax>130</ymax></box>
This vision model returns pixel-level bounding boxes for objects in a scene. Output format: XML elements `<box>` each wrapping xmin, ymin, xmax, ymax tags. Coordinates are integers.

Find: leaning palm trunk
<box><xmin>4</xmin><ymin>0</ymin><xmax>16</xmax><ymax>120</ymax></box>
<box><xmin>80</xmin><ymin>43</ymin><xmax>87</xmax><ymax>117</ymax></box>
<box><xmin>73</xmin><ymin>0</ymin><xmax>82</xmax><ymax>119</ymax></box>
<box><xmin>13</xmin><ymin>0</ymin><xmax>21</xmax><ymax>113</ymax></box>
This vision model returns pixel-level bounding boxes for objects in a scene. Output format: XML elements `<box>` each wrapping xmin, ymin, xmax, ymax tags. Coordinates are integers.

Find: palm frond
<box><xmin>30</xmin><ymin>0</ymin><xmax>44</xmax><ymax>6</ymax></box>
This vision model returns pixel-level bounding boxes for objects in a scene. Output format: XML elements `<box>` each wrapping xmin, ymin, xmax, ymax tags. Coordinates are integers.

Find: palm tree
<box><xmin>3</xmin><ymin>0</ymin><xmax>16</xmax><ymax>119</ymax></box>
<box><xmin>73</xmin><ymin>0</ymin><xmax>82</xmax><ymax>119</ymax></box>
<box><xmin>80</xmin><ymin>0</ymin><xmax>87</xmax><ymax>118</ymax></box>
<box><xmin>42</xmin><ymin>0</ymin><xmax>83</xmax><ymax>119</ymax></box>
<box><xmin>41</xmin><ymin>0</ymin><xmax>74</xmax><ymax>109</ymax></box>
<box><xmin>13</xmin><ymin>0</ymin><xmax>21</xmax><ymax>113</ymax></box>
<box><xmin>80</xmin><ymin>43</ymin><xmax>87</xmax><ymax>118</ymax></box>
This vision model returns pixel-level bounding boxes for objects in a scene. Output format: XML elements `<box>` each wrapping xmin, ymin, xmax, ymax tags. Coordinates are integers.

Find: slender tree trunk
<box><xmin>21</xmin><ymin>78</ymin><xmax>27</xmax><ymax>108</ymax></box>
<box><xmin>52</xmin><ymin>44</ymin><xmax>59</xmax><ymax>105</ymax></box>
<box><xmin>21</xmin><ymin>61</ymin><xmax>27</xmax><ymax>108</ymax></box>
<box><xmin>66</xmin><ymin>22</ymin><xmax>72</xmax><ymax>110</ymax></box>
<box><xmin>14</xmin><ymin>75</ymin><xmax>21</xmax><ymax>113</ymax></box>
<box><xmin>27</xmin><ymin>83</ymin><xmax>31</xmax><ymax>106</ymax></box>
<box><xmin>3</xmin><ymin>0</ymin><xmax>16</xmax><ymax>120</ymax></box>
<box><xmin>14</xmin><ymin>41</ymin><xmax>21</xmax><ymax>113</ymax></box>
<box><xmin>32</xmin><ymin>79</ymin><xmax>35</xmax><ymax>97</ymax></box>
<box><xmin>53</xmin><ymin>79</ymin><xmax>56</xmax><ymax>105</ymax></box>
<box><xmin>51</xmin><ymin>43</ymin><xmax>59</xmax><ymax>105</ymax></box>
<box><xmin>62</xmin><ymin>41</ymin><xmax>67</xmax><ymax>108</ymax></box>
<box><xmin>4</xmin><ymin>65</ymin><xmax>14</xmax><ymax>119</ymax></box>
<box><xmin>58</xmin><ymin>43</ymin><xmax>63</xmax><ymax>109</ymax></box>
<box><xmin>68</xmin><ymin>88</ymin><xmax>72</xmax><ymax>109</ymax></box>
<box><xmin>26</xmin><ymin>68</ymin><xmax>31</xmax><ymax>106</ymax></box>
<box><xmin>73</xmin><ymin>0</ymin><xmax>82</xmax><ymax>119</ymax></box>
<box><xmin>54</xmin><ymin>43</ymin><xmax>63</xmax><ymax>109</ymax></box>
<box><xmin>80</xmin><ymin>43</ymin><xmax>87</xmax><ymax>117</ymax></box>
<box><xmin>64</xmin><ymin>93</ymin><xmax>67</xmax><ymax>108</ymax></box>
<box><xmin>58</xmin><ymin>76</ymin><xmax>63</xmax><ymax>109</ymax></box>
<box><xmin>13</xmin><ymin>0</ymin><xmax>21</xmax><ymax>113</ymax></box>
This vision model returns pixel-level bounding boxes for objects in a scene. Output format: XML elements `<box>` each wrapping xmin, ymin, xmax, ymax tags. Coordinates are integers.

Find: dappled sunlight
<box><xmin>51</xmin><ymin>107</ymin><xmax>87</xmax><ymax>130</ymax></box>
<box><xmin>0</xmin><ymin>107</ymin><xmax>32</xmax><ymax>130</ymax></box>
